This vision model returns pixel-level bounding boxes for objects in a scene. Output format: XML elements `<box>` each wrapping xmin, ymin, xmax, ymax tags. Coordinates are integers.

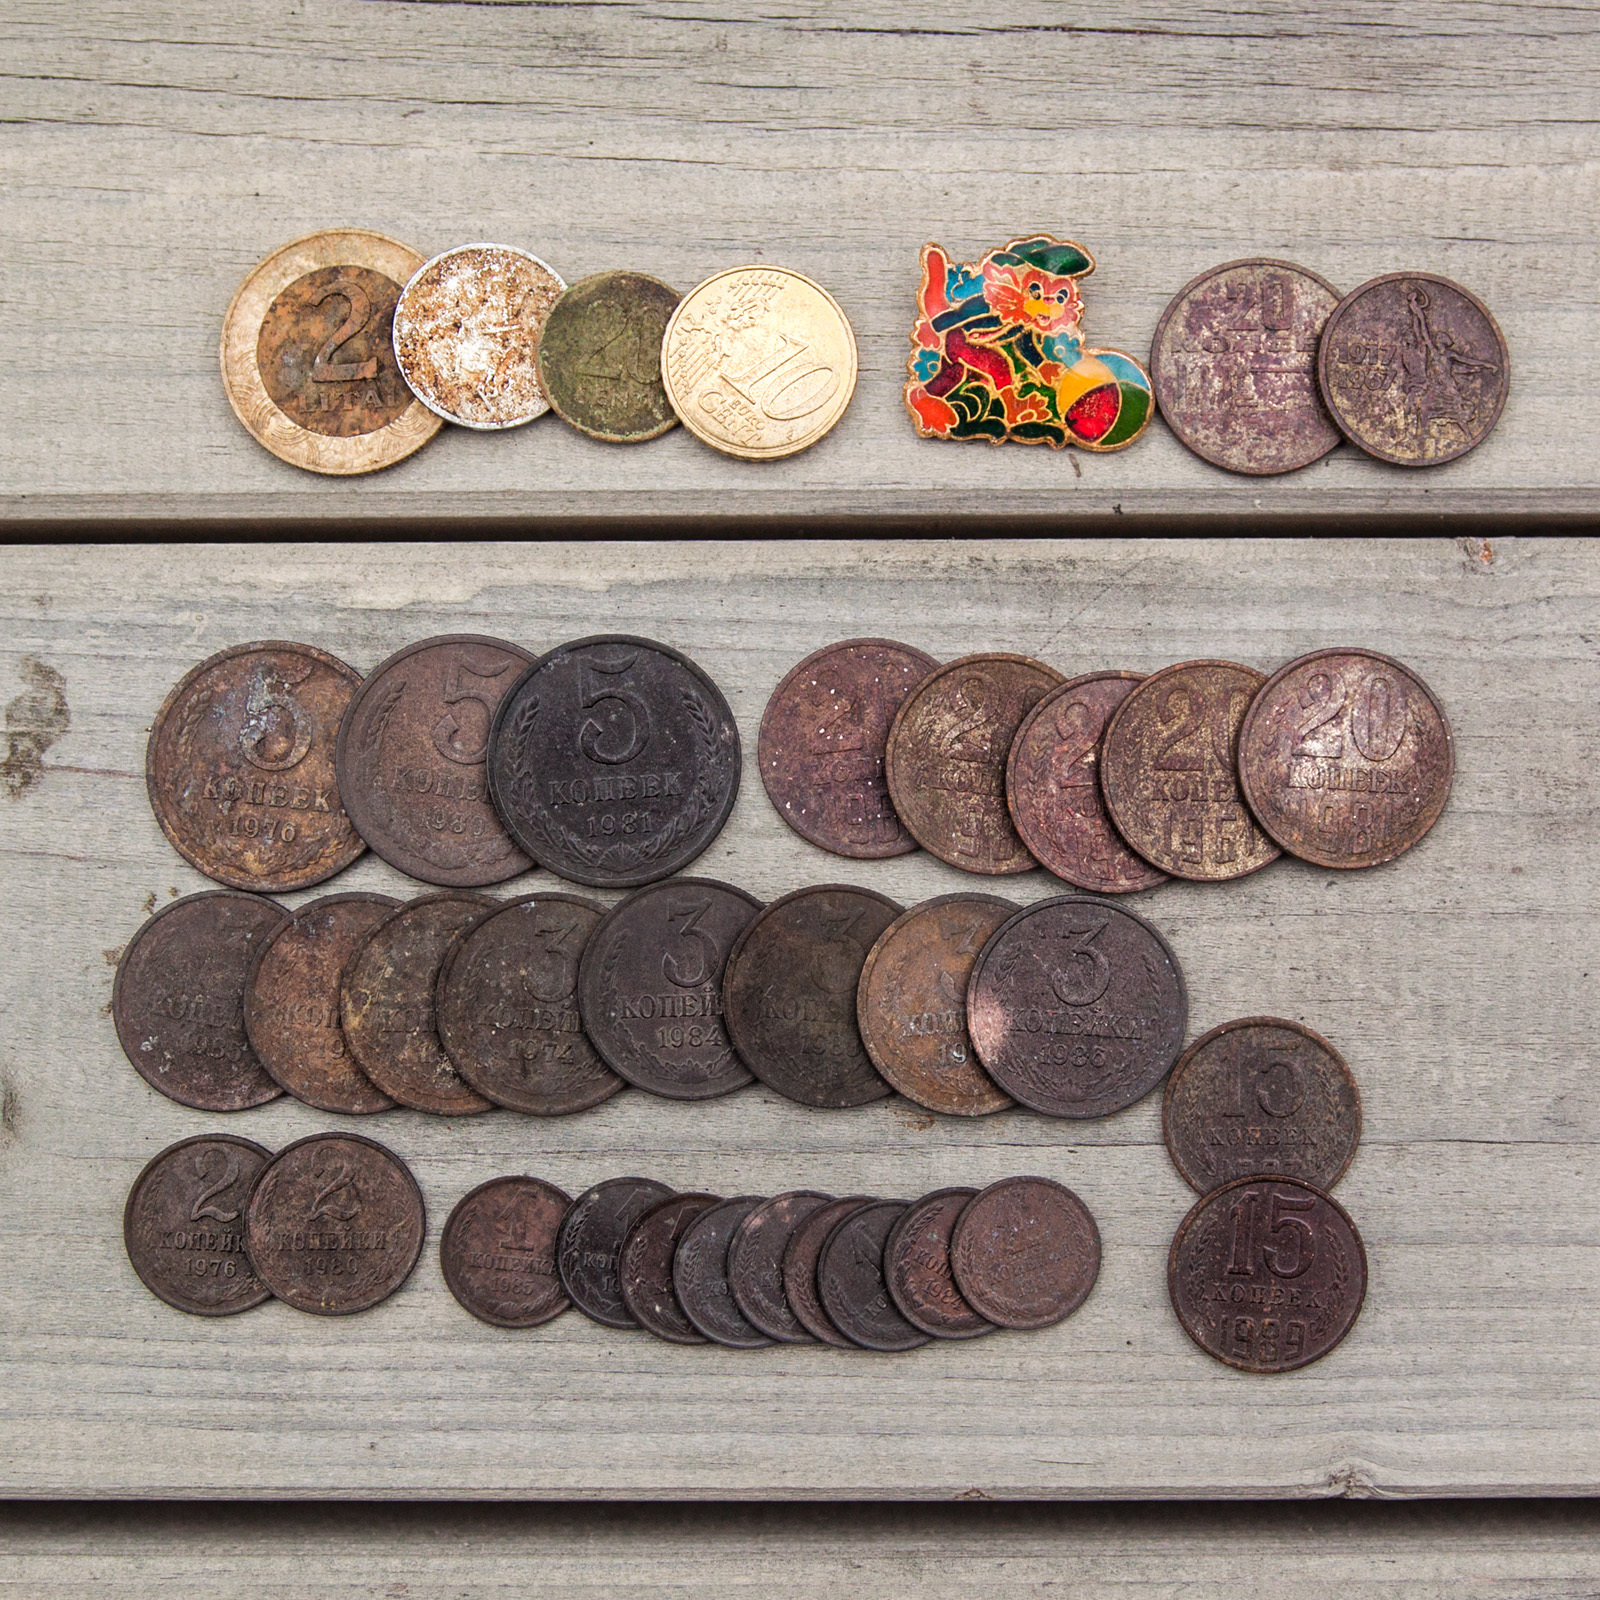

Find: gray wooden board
<box><xmin>0</xmin><ymin>535</ymin><xmax>1596</xmax><ymax>1498</ymax></box>
<box><xmin>1</xmin><ymin>2</ymin><xmax>1596</xmax><ymax>526</ymax></box>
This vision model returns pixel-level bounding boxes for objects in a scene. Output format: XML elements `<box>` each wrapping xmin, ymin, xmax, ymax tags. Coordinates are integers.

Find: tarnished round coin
<box><xmin>1164</xmin><ymin>1017</ymin><xmax>1361</xmax><ymax>1195</ymax></box>
<box><xmin>1238</xmin><ymin>647</ymin><xmax>1454</xmax><ymax>869</ymax></box>
<box><xmin>340</xmin><ymin>892</ymin><xmax>498</xmax><ymax>1115</ymax></box>
<box><xmin>950</xmin><ymin>1176</ymin><xmax>1101</xmax><ymax>1330</ymax></box>
<box><xmin>618</xmin><ymin>1192</ymin><xmax>720</xmax><ymax>1345</ymax></box>
<box><xmin>727</xmin><ymin>1190</ymin><xmax>833</xmax><ymax>1343</ymax></box>
<box><xmin>967</xmin><ymin>895</ymin><xmax>1187</xmax><ymax>1118</ymax></box>
<box><xmin>818</xmin><ymin>1199</ymin><xmax>931</xmax><ymax>1352</ymax></box>
<box><xmin>674</xmin><ymin>1196</ymin><xmax>776</xmax><ymax>1349</ymax></box>
<box><xmin>147</xmin><ymin>640</ymin><xmax>365</xmax><ymax>892</ymax></box>
<box><xmin>440</xmin><ymin>1175</ymin><xmax>572</xmax><ymax>1329</ymax></box>
<box><xmin>392</xmin><ymin>243</ymin><xmax>565</xmax><ymax>429</ymax></box>
<box><xmin>758</xmin><ymin>638</ymin><xmax>939</xmax><ymax>859</ymax></box>
<box><xmin>1007</xmin><ymin>673</ymin><xmax>1170</xmax><ymax>894</ymax></box>
<box><xmin>886</xmin><ymin>652</ymin><xmax>1065</xmax><ymax>873</ymax></box>
<box><xmin>221</xmin><ymin>229</ymin><xmax>443</xmax><ymax>475</ymax></box>
<box><xmin>1151</xmin><ymin>258</ymin><xmax>1343</xmax><ymax>475</ymax></box>
<box><xmin>1100</xmin><ymin>659</ymin><xmax>1281</xmax><ymax>882</ymax></box>
<box><xmin>244</xmin><ymin>1133</ymin><xmax>425</xmax><ymax>1316</ymax></box>
<box><xmin>557</xmin><ymin>1176</ymin><xmax>675</xmax><ymax>1329</ymax></box>
<box><xmin>661</xmin><ymin>265</ymin><xmax>859</xmax><ymax>459</ymax></box>
<box><xmin>536</xmin><ymin>270</ymin><xmax>681</xmax><ymax>443</ymax></box>
<box><xmin>1318</xmin><ymin>272</ymin><xmax>1509</xmax><ymax>466</ymax></box>
<box><xmin>781</xmin><ymin>1196</ymin><xmax>875</xmax><ymax>1349</ymax></box>
<box><xmin>436</xmin><ymin>892</ymin><xmax>622</xmax><ymax>1115</ymax></box>
<box><xmin>578</xmin><ymin>877</ymin><xmax>760</xmax><ymax>1100</ymax></box>
<box><xmin>123</xmin><ymin>1135</ymin><xmax>274</xmax><ymax>1315</ymax></box>
<box><xmin>114</xmin><ymin>891</ymin><xmax>290</xmax><ymax>1111</ymax></box>
<box><xmin>1169</xmin><ymin>1175</ymin><xmax>1367</xmax><ymax>1371</ymax></box>
<box><xmin>487</xmin><ymin>634</ymin><xmax>740</xmax><ymax>889</ymax></box>
<box><xmin>723</xmin><ymin>884</ymin><xmax>901</xmax><ymax>1108</ymax></box>
<box><xmin>856</xmin><ymin>893</ymin><xmax>1016</xmax><ymax>1116</ymax></box>
<box><xmin>884</xmin><ymin>1187</ymin><xmax>993</xmax><ymax>1340</ymax></box>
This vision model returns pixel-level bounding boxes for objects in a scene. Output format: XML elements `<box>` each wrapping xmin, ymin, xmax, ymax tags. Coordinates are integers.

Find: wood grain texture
<box><xmin>0</xmin><ymin>536</ymin><xmax>1595</xmax><ymax>1498</ymax></box>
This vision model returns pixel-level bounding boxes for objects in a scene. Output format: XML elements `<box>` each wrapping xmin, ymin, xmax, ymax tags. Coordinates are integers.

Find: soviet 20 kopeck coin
<box><xmin>727</xmin><ymin>1190</ymin><xmax>834</xmax><ymax>1343</ymax></box>
<box><xmin>818</xmin><ymin>1199</ymin><xmax>930</xmax><ymax>1352</ymax></box>
<box><xmin>440</xmin><ymin>1175</ymin><xmax>573</xmax><ymax>1328</ymax></box>
<box><xmin>147</xmin><ymin>640</ymin><xmax>365</xmax><ymax>892</ymax></box>
<box><xmin>557</xmin><ymin>1176</ymin><xmax>675</xmax><ymax>1328</ymax></box>
<box><xmin>618</xmin><ymin>1192</ymin><xmax>721</xmax><ymax>1345</ymax></box>
<box><xmin>883</xmin><ymin>1187</ymin><xmax>994</xmax><ymax>1340</ymax></box>
<box><xmin>674</xmin><ymin>1196</ymin><xmax>776</xmax><ymax>1349</ymax></box>
<box><xmin>950</xmin><ymin>1176</ymin><xmax>1101</xmax><ymax>1330</ymax></box>
<box><xmin>782</xmin><ymin>1195</ymin><xmax>875</xmax><ymax>1348</ymax></box>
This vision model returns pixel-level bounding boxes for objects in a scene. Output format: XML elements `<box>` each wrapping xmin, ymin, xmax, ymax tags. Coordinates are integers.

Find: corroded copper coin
<box><xmin>855</xmin><ymin>893</ymin><xmax>1016</xmax><ymax>1117</ymax></box>
<box><xmin>1237</xmin><ymin>647</ymin><xmax>1454</xmax><ymax>869</ymax></box>
<box><xmin>727</xmin><ymin>1190</ymin><xmax>833</xmax><ymax>1343</ymax></box>
<box><xmin>967</xmin><ymin>895</ymin><xmax>1187</xmax><ymax>1118</ymax></box>
<box><xmin>340</xmin><ymin>892</ymin><xmax>497</xmax><ymax>1115</ymax></box>
<box><xmin>335</xmin><ymin>634</ymin><xmax>535</xmax><ymax>887</ymax></box>
<box><xmin>674</xmin><ymin>1196</ymin><xmax>776</xmax><ymax>1349</ymax></box>
<box><xmin>950</xmin><ymin>1176</ymin><xmax>1100</xmax><ymax>1329</ymax></box>
<box><xmin>113</xmin><ymin>891</ymin><xmax>290</xmax><ymax>1111</ymax></box>
<box><xmin>781</xmin><ymin>1195</ymin><xmax>874</xmax><ymax>1348</ymax></box>
<box><xmin>577</xmin><ymin>877</ymin><xmax>760</xmax><ymax>1100</ymax></box>
<box><xmin>1164</xmin><ymin>1017</ymin><xmax>1361</xmax><ymax>1195</ymax></box>
<box><xmin>440</xmin><ymin>1175</ymin><xmax>572</xmax><ymax>1328</ymax></box>
<box><xmin>723</xmin><ymin>884</ymin><xmax>901</xmax><ymax>1108</ymax></box>
<box><xmin>886</xmin><ymin>652</ymin><xmax>1064</xmax><ymax>873</ymax></box>
<box><xmin>123</xmin><ymin>1134</ymin><xmax>274</xmax><ymax>1315</ymax></box>
<box><xmin>1318</xmin><ymin>272</ymin><xmax>1508</xmax><ymax>466</ymax></box>
<box><xmin>1100</xmin><ymin>659</ymin><xmax>1281</xmax><ymax>882</ymax></box>
<box><xmin>557</xmin><ymin>1175</ymin><xmax>675</xmax><ymax>1329</ymax></box>
<box><xmin>759</xmin><ymin>638</ymin><xmax>938</xmax><ymax>858</ymax></box>
<box><xmin>147</xmin><ymin>641</ymin><xmax>365</xmax><ymax>892</ymax></box>
<box><xmin>883</xmin><ymin>1187</ymin><xmax>993</xmax><ymax>1340</ymax></box>
<box><xmin>818</xmin><ymin>1199</ymin><xmax>930</xmax><ymax>1352</ymax></box>
<box><xmin>244</xmin><ymin>891</ymin><xmax>399</xmax><ymax>1114</ymax></box>
<box><xmin>618</xmin><ymin>1192</ymin><xmax>720</xmax><ymax>1344</ymax></box>
<box><xmin>1006</xmin><ymin>673</ymin><xmax>1170</xmax><ymax>894</ymax></box>
<box><xmin>244</xmin><ymin>1133</ymin><xmax>425</xmax><ymax>1315</ymax></box>
<box><xmin>487</xmin><ymin>634</ymin><xmax>741</xmax><ymax>889</ymax></box>
<box><xmin>1151</xmin><ymin>258</ymin><xmax>1343</xmax><ymax>475</ymax></box>
<box><xmin>1169</xmin><ymin>1174</ymin><xmax>1367</xmax><ymax>1371</ymax></box>
<box><xmin>436</xmin><ymin>892</ymin><xmax>622</xmax><ymax>1115</ymax></box>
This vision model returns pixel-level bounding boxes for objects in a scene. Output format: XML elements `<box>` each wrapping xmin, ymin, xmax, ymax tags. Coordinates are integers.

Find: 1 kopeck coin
<box><xmin>557</xmin><ymin>1176</ymin><xmax>675</xmax><ymax>1328</ymax></box>
<box><xmin>727</xmin><ymin>1190</ymin><xmax>834</xmax><ymax>1343</ymax></box>
<box><xmin>781</xmin><ymin>1195</ymin><xmax>875</xmax><ymax>1348</ymax></box>
<box><xmin>883</xmin><ymin>1187</ymin><xmax>994</xmax><ymax>1340</ymax></box>
<box><xmin>818</xmin><ymin>1199</ymin><xmax>930</xmax><ymax>1352</ymax></box>
<box><xmin>673</xmin><ymin>1196</ymin><xmax>776</xmax><ymax>1349</ymax></box>
<box><xmin>950</xmin><ymin>1176</ymin><xmax>1100</xmax><ymax>1329</ymax></box>
<box><xmin>618</xmin><ymin>1192</ymin><xmax>721</xmax><ymax>1344</ymax></box>
<box><xmin>440</xmin><ymin>1175</ymin><xmax>572</xmax><ymax>1328</ymax></box>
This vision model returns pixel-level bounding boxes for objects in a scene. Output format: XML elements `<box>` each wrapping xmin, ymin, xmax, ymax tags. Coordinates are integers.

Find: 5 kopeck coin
<box><xmin>950</xmin><ymin>1176</ymin><xmax>1101</xmax><ymax>1329</ymax></box>
<box><xmin>440</xmin><ymin>1176</ymin><xmax>572</xmax><ymax>1328</ymax></box>
<box><xmin>557</xmin><ymin>1176</ymin><xmax>675</xmax><ymax>1328</ymax></box>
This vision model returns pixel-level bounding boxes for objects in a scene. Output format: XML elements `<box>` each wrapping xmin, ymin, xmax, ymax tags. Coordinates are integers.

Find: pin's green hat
<box><xmin>991</xmin><ymin>235</ymin><xmax>1095</xmax><ymax>278</ymax></box>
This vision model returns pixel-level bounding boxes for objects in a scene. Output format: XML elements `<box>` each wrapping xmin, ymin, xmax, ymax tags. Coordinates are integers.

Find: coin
<box><xmin>1168</xmin><ymin>1174</ymin><xmax>1367</xmax><ymax>1371</ymax></box>
<box><xmin>1164</xmin><ymin>1017</ymin><xmax>1361</xmax><ymax>1194</ymax></box>
<box><xmin>758</xmin><ymin>638</ymin><xmax>939</xmax><ymax>858</ymax></box>
<box><xmin>340</xmin><ymin>892</ymin><xmax>498</xmax><ymax>1115</ymax></box>
<box><xmin>244</xmin><ymin>1132</ymin><xmax>425</xmax><ymax>1315</ymax></box>
<box><xmin>883</xmin><ymin>1187</ymin><xmax>994</xmax><ymax>1340</ymax></box>
<box><xmin>113</xmin><ymin>890</ymin><xmax>291</xmax><ymax>1111</ymax></box>
<box><xmin>147</xmin><ymin>640</ymin><xmax>366</xmax><ymax>892</ymax></box>
<box><xmin>221</xmin><ymin>230</ymin><xmax>443</xmax><ymax>475</ymax></box>
<box><xmin>335</xmin><ymin>634</ymin><xmax>536</xmax><ymax>887</ymax></box>
<box><xmin>1006</xmin><ymin>673</ymin><xmax>1170</xmax><ymax>894</ymax></box>
<box><xmin>661</xmin><ymin>265</ymin><xmax>858</xmax><ymax>459</ymax></box>
<box><xmin>1100</xmin><ymin>659</ymin><xmax>1281</xmax><ymax>882</ymax></box>
<box><xmin>618</xmin><ymin>1192</ymin><xmax>720</xmax><ymax>1344</ymax></box>
<box><xmin>440</xmin><ymin>1175</ymin><xmax>572</xmax><ymax>1328</ymax></box>
<box><xmin>818</xmin><ymin>1199</ymin><xmax>931</xmax><ymax>1352</ymax></box>
<box><xmin>966</xmin><ymin>895</ymin><xmax>1187</xmax><ymax>1118</ymax></box>
<box><xmin>535</xmin><ymin>270</ymin><xmax>681</xmax><ymax>443</ymax></box>
<box><xmin>1317</xmin><ymin>272</ymin><xmax>1509</xmax><ymax>466</ymax></box>
<box><xmin>727</xmin><ymin>1190</ymin><xmax>834</xmax><ymax>1343</ymax></box>
<box><xmin>855</xmin><ymin>893</ymin><xmax>1016</xmax><ymax>1116</ymax></box>
<box><xmin>1237</xmin><ymin>648</ymin><xmax>1454</xmax><ymax>869</ymax></box>
<box><xmin>950</xmin><ymin>1176</ymin><xmax>1100</xmax><ymax>1329</ymax></box>
<box><xmin>123</xmin><ymin>1135</ymin><xmax>274</xmax><ymax>1315</ymax></box>
<box><xmin>781</xmin><ymin>1195</ymin><xmax>875</xmax><ymax>1348</ymax></box>
<box><xmin>1150</xmin><ymin>258</ymin><xmax>1343</xmax><ymax>476</ymax></box>
<box><xmin>722</xmin><ymin>884</ymin><xmax>901</xmax><ymax>1108</ymax></box>
<box><xmin>435</xmin><ymin>892</ymin><xmax>622</xmax><ymax>1115</ymax></box>
<box><xmin>392</xmin><ymin>243</ymin><xmax>565</xmax><ymax>429</ymax></box>
<box><xmin>487</xmin><ymin>634</ymin><xmax>741</xmax><ymax>889</ymax></box>
<box><xmin>556</xmin><ymin>1176</ymin><xmax>675</xmax><ymax>1329</ymax></box>
<box><xmin>886</xmin><ymin>652</ymin><xmax>1064</xmax><ymax>873</ymax></box>
<box><xmin>244</xmin><ymin>892</ymin><xmax>400</xmax><ymax>1114</ymax></box>
<box><xmin>673</xmin><ymin>1196</ymin><xmax>776</xmax><ymax>1349</ymax></box>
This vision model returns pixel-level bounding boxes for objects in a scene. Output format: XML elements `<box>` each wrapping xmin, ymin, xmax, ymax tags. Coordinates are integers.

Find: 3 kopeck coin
<box><xmin>673</xmin><ymin>1196</ymin><xmax>776</xmax><ymax>1349</ymax></box>
<box><xmin>727</xmin><ymin>1191</ymin><xmax>833</xmax><ymax>1343</ymax></box>
<box><xmin>440</xmin><ymin>1175</ymin><xmax>572</xmax><ymax>1329</ymax></box>
<box><xmin>883</xmin><ymin>1187</ymin><xmax>994</xmax><ymax>1340</ymax></box>
<box><xmin>557</xmin><ymin>1176</ymin><xmax>675</xmax><ymax>1328</ymax></box>
<box><xmin>781</xmin><ymin>1195</ymin><xmax>875</xmax><ymax>1349</ymax></box>
<box><xmin>618</xmin><ymin>1192</ymin><xmax>721</xmax><ymax>1345</ymax></box>
<box><xmin>818</xmin><ymin>1199</ymin><xmax>930</xmax><ymax>1352</ymax></box>
<box><xmin>950</xmin><ymin>1176</ymin><xmax>1100</xmax><ymax>1329</ymax></box>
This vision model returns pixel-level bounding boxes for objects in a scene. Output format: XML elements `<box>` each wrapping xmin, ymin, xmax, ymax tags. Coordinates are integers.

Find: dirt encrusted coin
<box><xmin>728</xmin><ymin>1190</ymin><xmax>833</xmax><ymax>1343</ymax></box>
<box><xmin>487</xmin><ymin>634</ymin><xmax>740</xmax><ymax>889</ymax></box>
<box><xmin>619</xmin><ymin>1192</ymin><xmax>720</xmax><ymax>1344</ymax></box>
<box><xmin>818</xmin><ymin>1199</ymin><xmax>931</xmax><ymax>1352</ymax></box>
<box><xmin>673</xmin><ymin>1196</ymin><xmax>776</xmax><ymax>1349</ymax></box>
<box><xmin>884</xmin><ymin>1187</ymin><xmax>994</xmax><ymax>1340</ymax></box>
<box><xmin>1169</xmin><ymin>1175</ymin><xmax>1367</xmax><ymax>1371</ymax></box>
<box><xmin>950</xmin><ymin>1176</ymin><xmax>1101</xmax><ymax>1329</ymax></box>
<box><xmin>758</xmin><ymin>638</ymin><xmax>939</xmax><ymax>858</ymax></box>
<box><xmin>114</xmin><ymin>891</ymin><xmax>291</xmax><ymax>1111</ymax></box>
<box><xmin>557</xmin><ymin>1176</ymin><xmax>675</xmax><ymax>1328</ymax></box>
<box><xmin>1238</xmin><ymin>647</ymin><xmax>1454</xmax><ymax>869</ymax></box>
<box><xmin>147</xmin><ymin>640</ymin><xmax>365</xmax><ymax>892</ymax></box>
<box><xmin>124</xmin><ymin>1135</ymin><xmax>275</xmax><ymax>1315</ymax></box>
<box><xmin>782</xmin><ymin>1195</ymin><xmax>875</xmax><ymax>1348</ymax></box>
<box><xmin>245</xmin><ymin>1133</ymin><xmax>425</xmax><ymax>1315</ymax></box>
<box><xmin>440</xmin><ymin>1175</ymin><xmax>572</xmax><ymax>1328</ymax></box>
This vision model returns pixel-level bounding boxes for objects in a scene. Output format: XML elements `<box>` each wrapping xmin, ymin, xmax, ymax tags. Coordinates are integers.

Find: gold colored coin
<box><xmin>220</xmin><ymin>230</ymin><xmax>443</xmax><ymax>476</ymax></box>
<box><xmin>661</xmin><ymin>266</ymin><xmax>858</xmax><ymax>459</ymax></box>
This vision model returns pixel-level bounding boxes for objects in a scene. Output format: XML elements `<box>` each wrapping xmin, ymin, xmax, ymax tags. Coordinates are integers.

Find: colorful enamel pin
<box><xmin>905</xmin><ymin>234</ymin><xmax>1153</xmax><ymax>451</ymax></box>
